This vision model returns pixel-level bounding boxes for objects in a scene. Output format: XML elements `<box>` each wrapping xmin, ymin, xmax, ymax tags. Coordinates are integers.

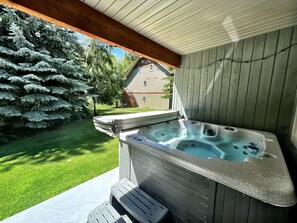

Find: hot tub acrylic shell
<box><xmin>118</xmin><ymin>119</ymin><xmax>296</xmax><ymax>222</ymax></box>
<box><xmin>138</xmin><ymin>121</ymin><xmax>265</xmax><ymax>162</ymax></box>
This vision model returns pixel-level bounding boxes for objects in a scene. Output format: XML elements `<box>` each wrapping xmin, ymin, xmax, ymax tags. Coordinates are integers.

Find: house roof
<box><xmin>4</xmin><ymin>0</ymin><xmax>297</xmax><ymax>68</ymax></box>
<box><xmin>124</xmin><ymin>57</ymin><xmax>172</xmax><ymax>79</ymax></box>
<box><xmin>124</xmin><ymin>57</ymin><xmax>141</xmax><ymax>79</ymax></box>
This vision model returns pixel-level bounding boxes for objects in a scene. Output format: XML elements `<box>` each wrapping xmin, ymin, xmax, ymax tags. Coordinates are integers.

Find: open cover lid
<box><xmin>93</xmin><ymin>110</ymin><xmax>179</xmax><ymax>137</ymax></box>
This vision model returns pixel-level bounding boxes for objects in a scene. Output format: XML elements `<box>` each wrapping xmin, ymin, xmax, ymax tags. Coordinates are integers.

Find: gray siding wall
<box><xmin>173</xmin><ymin>25</ymin><xmax>297</xmax><ymax>188</ymax></box>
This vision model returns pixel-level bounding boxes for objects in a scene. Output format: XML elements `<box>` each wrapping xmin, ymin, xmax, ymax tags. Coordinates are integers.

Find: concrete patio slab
<box><xmin>1</xmin><ymin>167</ymin><xmax>119</xmax><ymax>223</ymax></box>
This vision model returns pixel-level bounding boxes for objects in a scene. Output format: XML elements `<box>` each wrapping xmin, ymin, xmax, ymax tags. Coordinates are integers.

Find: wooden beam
<box><xmin>0</xmin><ymin>0</ymin><xmax>181</xmax><ymax>68</ymax></box>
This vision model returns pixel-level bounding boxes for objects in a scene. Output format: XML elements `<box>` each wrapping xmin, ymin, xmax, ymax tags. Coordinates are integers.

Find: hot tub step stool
<box><xmin>87</xmin><ymin>201</ymin><xmax>132</xmax><ymax>223</ymax></box>
<box><xmin>111</xmin><ymin>179</ymin><xmax>169</xmax><ymax>223</ymax></box>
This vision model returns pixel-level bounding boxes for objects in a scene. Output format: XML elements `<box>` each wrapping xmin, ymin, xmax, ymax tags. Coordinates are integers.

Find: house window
<box><xmin>291</xmin><ymin>90</ymin><xmax>297</xmax><ymax>147</ymax></box>
<box><xmin>143</xmin><ymin>80</ymin><xmax>147</xmax><ymax>86</ymax></box>
<box><xmin>143</xmin><ymin>96</ymin><xmax>146</xmax><ymax>101</ymax></box>
<box><xmin>149</xmin><ymin>64</ymin><xmax>153</xmax><ymax>72</ymax></box>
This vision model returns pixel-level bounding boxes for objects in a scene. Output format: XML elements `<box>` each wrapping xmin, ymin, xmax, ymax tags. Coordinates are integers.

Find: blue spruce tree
<box><xmin>0</xmin><ymin>5</ymin><xmax>90</xmax><ymax>137</ymax></box>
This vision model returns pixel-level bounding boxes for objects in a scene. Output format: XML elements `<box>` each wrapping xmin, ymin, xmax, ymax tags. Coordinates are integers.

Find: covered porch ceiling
<box><xmin>2</xmin><ymin>0</ymin><xmax>297</xmax><ymax>67</ymax></box>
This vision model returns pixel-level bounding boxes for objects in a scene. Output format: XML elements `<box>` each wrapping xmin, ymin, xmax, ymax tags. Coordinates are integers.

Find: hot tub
<box><xmin>119</xmin><ymin>119</ymin><xmax>296</xmax><ymax>223</ymax></box>
<box><xmin>138</xmin><ymin>120</ymin><xmax>265</xmax><ymax>162</ymax></box>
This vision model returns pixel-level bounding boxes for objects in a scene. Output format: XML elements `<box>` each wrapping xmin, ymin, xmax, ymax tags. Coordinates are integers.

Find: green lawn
<box><xmin>0</xmin><ymin>105</ymin><xmax>156</xmax><ymax>220</ymax></box>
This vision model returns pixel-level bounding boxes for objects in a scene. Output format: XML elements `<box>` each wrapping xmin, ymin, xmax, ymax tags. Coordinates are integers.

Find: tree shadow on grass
<box><xmin>0</xmin><ymin>120</ymin><xmax>117</xmax><ymax>172</ymax></box>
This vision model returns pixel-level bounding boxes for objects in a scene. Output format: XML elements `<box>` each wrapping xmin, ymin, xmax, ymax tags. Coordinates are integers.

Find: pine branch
<box><xmin>21</xmin><ymin>94</ymin><xmax>58</xmax><ymax>103</ymax></box>
<box><xmin>0</xmin><ymin>91</ymin><xmax>16</xmax><ymax>101</ymax></box>
<box><xmin>0</xmin><ymin>106</ymin><xmax>21</xmax><ymax>117</ymax></box>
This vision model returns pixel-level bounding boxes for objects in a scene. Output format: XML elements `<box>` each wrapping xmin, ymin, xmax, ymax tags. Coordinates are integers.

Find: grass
<box><xmin>0</xmin><ymin>105</ymin><xmax>156</xmax><ymax>220</ymax></box>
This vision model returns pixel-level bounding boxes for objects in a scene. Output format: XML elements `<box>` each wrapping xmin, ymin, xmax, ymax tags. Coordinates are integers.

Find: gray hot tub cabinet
<box><xmin>118</xmin><ymin>136</ymin><xmax>294</xmax><ymax>223</ymax></box>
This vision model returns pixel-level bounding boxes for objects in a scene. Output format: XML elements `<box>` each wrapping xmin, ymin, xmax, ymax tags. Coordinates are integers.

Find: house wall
<box><xmin>126</xmin><ymin>60</ymin><xmax>170</xmax><ymax>109</ymax></box>
<box><xmin>173</xmin><ymin>25</ymin><xmax>297</xmax><ymax>216</ymax></box>
<box><xmin>128</xmin><ymin>93</ymin><xmax>169</xmax><ymax>109</ymax></box>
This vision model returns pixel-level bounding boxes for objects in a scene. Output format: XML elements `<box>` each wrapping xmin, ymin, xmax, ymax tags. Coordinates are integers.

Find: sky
<box><xmin>111</xmin><ymin>47</ymin><xmax>126</xmax><ymax>61</ymax></box>
<box><xmin>74</xmin><ymin>32</ymin><xmax>127</xmax><ymax>61</ymax></box>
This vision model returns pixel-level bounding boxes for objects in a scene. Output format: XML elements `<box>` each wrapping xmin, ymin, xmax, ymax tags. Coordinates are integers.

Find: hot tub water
<box><xmin>139</xmin><ymin>121</ymin><xmax>264</xmax><ymax>162</ymax></box>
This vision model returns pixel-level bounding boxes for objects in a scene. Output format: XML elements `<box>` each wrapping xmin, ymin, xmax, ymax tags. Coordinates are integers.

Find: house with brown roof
<box><xmin>123</xmin><ymin>57</ymin><xmax>172</xmax><ymax>109</ymax></box>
